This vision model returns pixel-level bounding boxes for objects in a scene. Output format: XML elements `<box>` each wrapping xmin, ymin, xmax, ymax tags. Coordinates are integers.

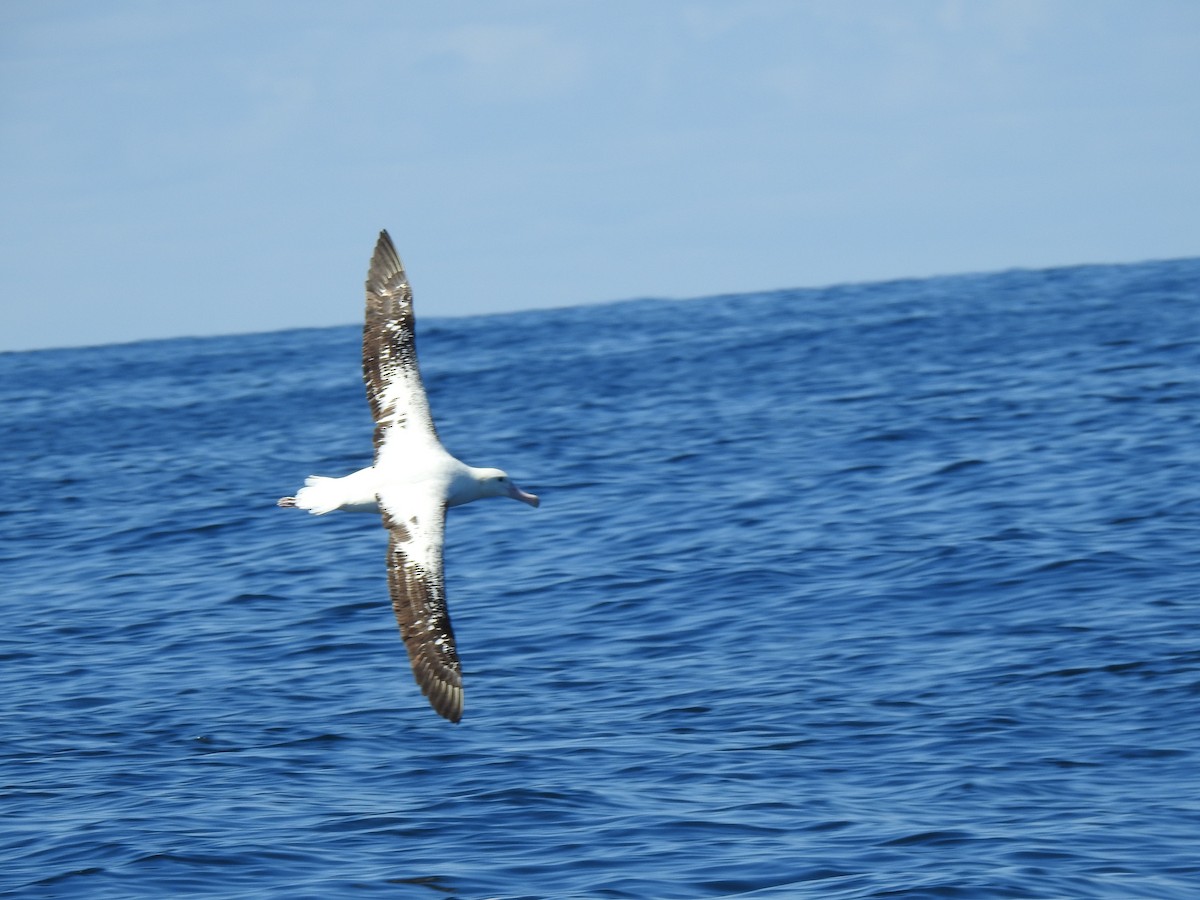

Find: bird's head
<box><xmin>475</xmin><ymin>468</ymin><xmax>540</xmax><ymax>507</ymax></box>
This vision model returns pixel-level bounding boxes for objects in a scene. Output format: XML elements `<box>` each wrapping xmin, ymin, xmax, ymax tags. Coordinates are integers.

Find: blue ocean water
<box><xmin>3</xmin><ymin>258</ymin><xmax>1200</xmax><ymax>899</ymax></box>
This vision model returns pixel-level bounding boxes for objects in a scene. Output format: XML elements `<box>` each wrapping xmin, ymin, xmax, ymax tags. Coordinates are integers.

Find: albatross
<box><xmin>278</xmin><ymin>230</ymin><xmax>539</xmax><ymax>722</ymax></box>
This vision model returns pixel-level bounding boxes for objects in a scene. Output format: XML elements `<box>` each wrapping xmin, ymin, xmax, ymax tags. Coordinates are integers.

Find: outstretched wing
<box><xmin>362</xmin><ymin>230</ymin><xmax>439</xmax><ymax>449</ymax></box>
<box><xmin>381</xmin><ymin>487</ymin><xmax>463</xmax><ymax>723</ymax></box>
<box><xmin>366</xmin><ymin>231</ymin><xmax>461</xmax><ymax>721</ymax></box>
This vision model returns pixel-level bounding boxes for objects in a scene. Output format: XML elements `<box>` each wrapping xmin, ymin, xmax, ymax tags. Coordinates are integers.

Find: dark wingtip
<box><xmin>367</xmin><ymin>229</ymin><xmax>405</xmax><ymax>293</ymax></box>
<box><xmin>375</xmin><ymin>229</ymin><xmax>398</xmax><ymax>263</ymax></box>
<box><xmin>427</xmin><ymin>682</ymin><xmax>464</xmax><ymax>723</ymax></box>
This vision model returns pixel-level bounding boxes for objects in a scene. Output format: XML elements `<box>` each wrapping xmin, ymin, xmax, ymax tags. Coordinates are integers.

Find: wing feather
<box><xmin>382</xmin><ymin>495</ymin><xmax>463</xmax><ymax>723</ymax></box>
<box><xmin>363</xmin><ymin>230</ymin><xmax>439</xmax><ymax>451</ymax></box>
<box><xmin>367</xmin><ymin>231</ymin><xmax>464</xmax><ymax>723</ymax></box>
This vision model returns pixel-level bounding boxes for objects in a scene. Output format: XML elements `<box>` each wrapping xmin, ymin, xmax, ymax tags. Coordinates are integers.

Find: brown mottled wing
<box><xmin>362</xmin><ymin>230</ymin><xmax>439</xmax><ymax>451</ymax></box>
<box><xmin>366</xmin><ymin>232</ymin><xmax>461</xmax><ymax>721</ymax></box>
<box><xmin>382</xmin><ymin>490</ymin><xmax>463</xmax><ymax>723</ymax></box>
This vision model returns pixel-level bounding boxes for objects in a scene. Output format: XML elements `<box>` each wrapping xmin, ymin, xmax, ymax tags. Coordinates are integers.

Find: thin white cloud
<box><xmin>422</xmin><ymin>23</ymin><xmax>589</xmax><ymax>102</ymax></box>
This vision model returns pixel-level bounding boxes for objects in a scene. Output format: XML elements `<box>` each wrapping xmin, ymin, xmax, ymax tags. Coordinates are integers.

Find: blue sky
<box><xmin>2</xmin><ymin>1</ymin><xmax>1198</xmax><ymax>351</ymax></box>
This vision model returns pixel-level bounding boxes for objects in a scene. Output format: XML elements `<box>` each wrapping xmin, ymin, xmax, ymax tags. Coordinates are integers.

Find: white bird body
<box><xmin>287</xmin><ymin>460</ymin><xmax>530</xmax><ymax>515</ymax></box>
<box><xmin>278</xmin><ymin>230</ymin><xmax>538</xmax><ymax>722</ymax></box>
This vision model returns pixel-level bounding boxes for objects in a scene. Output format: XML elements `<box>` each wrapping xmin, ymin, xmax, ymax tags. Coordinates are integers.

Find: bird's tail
<box><xmin>276</xmin><ymin>476</ymin><xmax>342</xmax><ymax>515</ymax></box>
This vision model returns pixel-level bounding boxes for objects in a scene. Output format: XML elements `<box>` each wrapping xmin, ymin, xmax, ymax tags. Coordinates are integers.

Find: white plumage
<box><xmin>278</xmin><ymin>230</ymin><xmax>538</xmax><ymax>722</ymax></box>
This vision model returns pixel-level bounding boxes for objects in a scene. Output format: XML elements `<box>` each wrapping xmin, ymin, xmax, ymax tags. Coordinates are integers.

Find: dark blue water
<box><xmin>3</xmin><ymin>259</ymin><xmax>1200</xmax><ymax>899</ymax></box>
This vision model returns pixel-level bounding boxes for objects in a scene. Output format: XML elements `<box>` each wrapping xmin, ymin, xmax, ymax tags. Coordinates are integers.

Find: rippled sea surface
<box><xmin>4</xmin><ymin>259</ymin><xmax>1200</xmax><ymax>899</ymax></box>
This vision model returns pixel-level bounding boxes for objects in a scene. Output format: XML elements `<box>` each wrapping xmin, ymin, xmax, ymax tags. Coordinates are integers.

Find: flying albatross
<box><xmin>278</xmin><ymin>230</ymin><xmax>539</xmax><ymax>722</ymax></box>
